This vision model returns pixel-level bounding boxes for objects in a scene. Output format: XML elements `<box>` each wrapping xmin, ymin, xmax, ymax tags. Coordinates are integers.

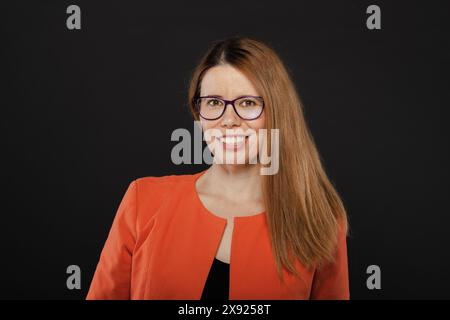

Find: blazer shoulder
<box><xmin>134</xmin><ymin>172</ymin><xmax>197</xmax><ymax>193</ymax></box>
<box><xmin>131</xmin><ymin>172</ymin><xmax>201</xmax><ymax>222</ymax></box>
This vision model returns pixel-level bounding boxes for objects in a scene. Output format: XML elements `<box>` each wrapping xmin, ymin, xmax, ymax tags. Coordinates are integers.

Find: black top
<box><xmin>201</xmin><ymin>258</ymin><xmax>230</xmax><ymax>300</ymax></box>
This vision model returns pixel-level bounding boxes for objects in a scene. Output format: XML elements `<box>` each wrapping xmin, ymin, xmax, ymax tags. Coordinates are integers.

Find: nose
<box><xmin>220</xmin><ymin>102</ymin><xmax>241</xmax><ymax>127</ymax></box>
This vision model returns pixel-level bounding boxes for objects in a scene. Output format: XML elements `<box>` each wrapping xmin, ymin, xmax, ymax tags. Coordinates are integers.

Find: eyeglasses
<box><xmin>193</xmin><ymin>95</ymin><xmax>265</xmax><ymax>120</ymax></box>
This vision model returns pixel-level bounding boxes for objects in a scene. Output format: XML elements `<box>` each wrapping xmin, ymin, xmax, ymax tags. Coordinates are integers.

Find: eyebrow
<box><xmin>201</xmin><ymin>94</ymin><xmax>256</xmax><ymax>99</ymax></box>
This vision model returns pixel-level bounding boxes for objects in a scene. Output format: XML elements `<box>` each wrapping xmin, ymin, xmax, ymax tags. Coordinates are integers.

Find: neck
<box><xmin>205</xmin><ymin>164</ymin><xmax>264</xmax><ymax>203</ymax></box>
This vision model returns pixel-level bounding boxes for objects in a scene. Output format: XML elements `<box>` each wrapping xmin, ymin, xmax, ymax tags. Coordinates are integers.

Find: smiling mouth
<box><xmin>218</xmin><ymin>135</ymin><xmax>247</xmax><ymax>144</ymax></box>
<box><xmin>218</xmin><ymin>135</ymin><xmax>248</xmax><ymax>150</ymax></box>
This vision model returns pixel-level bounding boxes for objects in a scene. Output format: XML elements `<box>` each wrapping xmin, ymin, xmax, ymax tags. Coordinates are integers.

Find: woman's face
<box><xmin>199</xmin><ymin>64</ymin><xmax>266</xmax><ymax>165</ymax></box>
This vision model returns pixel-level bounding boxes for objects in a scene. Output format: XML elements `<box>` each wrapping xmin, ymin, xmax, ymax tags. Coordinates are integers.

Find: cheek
<box><xmin>200</xmin><ymin>120</ymin><xmax>222</xmax><ymax>141</ymax></box>
<box><xmin>200</xmin><ymin>120</ymin><xmax>216</xmax><ymax>132</ymax></box>
<box><xmin>252</xmin><ymin>111</ymin><xmax>266</xmax><ymax>130</ymax></box>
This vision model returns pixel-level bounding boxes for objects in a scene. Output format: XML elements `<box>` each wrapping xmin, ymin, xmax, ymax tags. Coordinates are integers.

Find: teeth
<box><xmin>219</xmin><ymin>136</ymin><xmax>245</xmax><ymax>144</ymax></box>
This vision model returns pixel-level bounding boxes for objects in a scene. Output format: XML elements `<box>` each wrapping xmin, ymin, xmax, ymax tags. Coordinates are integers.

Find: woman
<box><xmin>86</xmin><ymin>36</ymin><xmax>350</xmax><ymax>300</ymax></box>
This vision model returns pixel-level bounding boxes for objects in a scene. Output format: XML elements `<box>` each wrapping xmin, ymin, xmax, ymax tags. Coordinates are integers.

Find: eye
<box><xmin>240</xmin><ymin>99</ymin><xmax>257</xmax><ymax>107</ymax></box>
<box><xmin>206</xmin><ymin>99</ymin><xmax>223</xmax><ymax>107</ymax></box>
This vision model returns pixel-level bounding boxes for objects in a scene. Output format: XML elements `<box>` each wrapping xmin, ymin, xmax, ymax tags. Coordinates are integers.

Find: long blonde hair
<box><xmin>188</xmin><ymin>36</ymin><xmax>349</xmax><ymax>281</ymax></box>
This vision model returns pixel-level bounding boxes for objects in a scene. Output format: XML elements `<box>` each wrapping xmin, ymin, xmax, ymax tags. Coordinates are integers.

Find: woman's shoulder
<box><xmin>127</xmin><ymin>170</ymin><xmax>204</xmax><ymax>223</ymax></box>
<box><xmin>129</xmin><ymin>170</ymin><xmax>205</xmax><ymax>205</ymax></box>
<box><xmin>134</xmin><ymin>170</ymin><xmax>202</xmax><ymax>190</ymax></box>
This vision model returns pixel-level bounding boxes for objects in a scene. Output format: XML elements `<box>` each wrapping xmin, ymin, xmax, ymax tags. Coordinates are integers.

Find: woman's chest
<box><xmin>130</xmin><ymin>207</ymin><xmax>315</xmax><ymax>299</ymax></box>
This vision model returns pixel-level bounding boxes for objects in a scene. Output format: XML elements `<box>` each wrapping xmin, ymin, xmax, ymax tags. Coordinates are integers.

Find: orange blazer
<box><xmin>86</xmin><ymin>170</ymin><xmax>350</xmax><ymax>300</ymax></box>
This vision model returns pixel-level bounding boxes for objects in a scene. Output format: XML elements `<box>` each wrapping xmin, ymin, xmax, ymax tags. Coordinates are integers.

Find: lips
<box><xmin>218</xmin><ymin>135</ymin><xmax>247</xmax><ymax>144</ymax></box>
<box><xmin>217</xmin><ymin>135</ymin><xmax>248</xmax><ymax>151</ymax></box>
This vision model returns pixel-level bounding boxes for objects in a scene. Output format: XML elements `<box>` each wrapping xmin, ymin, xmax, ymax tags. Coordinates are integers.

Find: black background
<box><xmin>1</xmin><ymin>0</ymin><xmax>449</xmax><ymax>299</ymax></box>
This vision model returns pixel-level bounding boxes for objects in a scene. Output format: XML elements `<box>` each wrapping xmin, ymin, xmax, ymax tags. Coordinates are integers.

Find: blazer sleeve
<box><xmin>86</xmin><ymin>180</ymin><xmax>138</xmax><ymax>300</ymax></box>
<box><xmin>310</xmin><ymin>219</ymin><xmax>350</xmax><ymax>300</ymax></box>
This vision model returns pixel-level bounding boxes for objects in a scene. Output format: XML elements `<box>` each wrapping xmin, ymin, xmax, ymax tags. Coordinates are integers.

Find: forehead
<box><xmin>200</xmin><ymin>64</ymin><xmax>259</xmax><ymax>97</ymax></box>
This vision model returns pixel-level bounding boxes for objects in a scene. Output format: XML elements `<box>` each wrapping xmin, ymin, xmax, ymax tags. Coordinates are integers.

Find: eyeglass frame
<box><xmin>193</xmin><ymin>95</ymin><xmax>265</xmax><ymax>121</ymax></box>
